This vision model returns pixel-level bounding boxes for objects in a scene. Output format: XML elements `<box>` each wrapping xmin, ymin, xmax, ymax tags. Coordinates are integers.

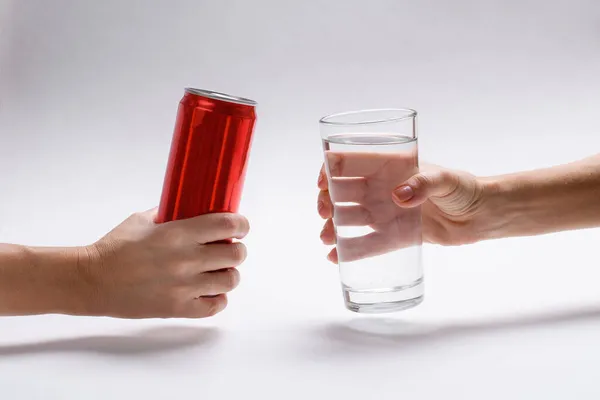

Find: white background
<box><xmin>1</xmin><ymin>0</ymin><xmax>600</xmax><ymax>398</ymax></box>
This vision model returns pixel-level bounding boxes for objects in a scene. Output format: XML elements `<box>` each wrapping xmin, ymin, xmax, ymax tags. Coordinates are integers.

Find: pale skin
<box><xmin>318</xmin><ymin>150</ymin><xmax>422</xmax><ymax>262</ymax></box>
<box><xmin>1</xmin><ymin>155</ymin><xmax>599</xmax><ymax>319</ymax></box>
<box><xmin>318</xmin><ymin>154</ymin><xmax>600</xmax><ymax>263</ymax></box>
<box><xmin>0</xmin><ymin>209</ymin><xmax>249</xmax><ymax>318</ymax></box>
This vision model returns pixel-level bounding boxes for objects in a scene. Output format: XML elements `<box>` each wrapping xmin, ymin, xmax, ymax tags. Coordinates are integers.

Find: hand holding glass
<box><xmin>319</xmin><ymin>109</ymin><xmax>423</xmax><ymax>313</ymax></box>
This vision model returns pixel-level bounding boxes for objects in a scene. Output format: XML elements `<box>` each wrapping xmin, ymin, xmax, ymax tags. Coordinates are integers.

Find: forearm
<box><xmin>480</xmin><ymin>155</ymin><xmax>600</xmax><ymax>240</ymax></box>
<box><xmin>0</xmin><ymin>244</ymin><xmax>94</xmax><ymax>316</ymax></box>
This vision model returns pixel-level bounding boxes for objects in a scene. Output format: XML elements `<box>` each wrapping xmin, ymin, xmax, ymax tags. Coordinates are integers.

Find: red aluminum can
<box><xmin>156</xmin><ymin>88</ymin><xmax>257</xmax><ymax>231</ymax></box>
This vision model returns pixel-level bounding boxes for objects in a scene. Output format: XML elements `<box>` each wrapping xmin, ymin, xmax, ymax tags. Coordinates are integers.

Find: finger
<box><xmin>319</xmin><ymin>180</ymin><xmax>367</xmax><ymax>219</ymax></box>
<box><xmin>392</xmin><ymin>170</ymin><xmax>459</xmax><ymax>208</ymax></box>
<box><xmin>317</xmin><ymin>190</ymin><xmax>333</xmax><ymax>219</ymax></box>
<box><xmin>185</xmin><ymin>294</ymin><xmax>228</xmax><ymax>318</ymax></box>
<box><xmin>170</xmin><ymin>213</ymin><xmax>250</xmax><ymax>244</ymax></box>
<box><xmin>326</xmin><ymin>152</ymin><xmax>384</xmax><ymax>177</ymax></box>
<box><xmin>194</xmin><ymin>268</ymin><xmax>241</xmax><ymax>296</ymax></box>
<box><xmin>328</xmin><ymin>178</ymin><xmax>367</xmax><ymax>203</ymax></box>
<box><xmin>326</xmin><ymin>151</ymin><xmax>416</xmax><ymax>178</ymax></box>
<box><xmin>196</xmin><ymin>242</ymin><xmax>247</xmax><ymax>272</ymax></box>
<box><xmin>333</xmin><ymin>205</ymin><xmax>372</xmax><ymax>226</ymax></box>
<box><xmin>318</xmin><ymin>164</ymin><xmax>328</xmax><ymax>190</ymax></box>
<box><xmin>336</xmin><ymin>224</ymin><xmax>420</xmax><ymax>262</ymax></box>
<box><xmin>327</xmin><ymin>247</ymin><xmax>338</xmax><ymax>263</ymax></box>
<box><xmin>336</xmin><ymin>232</ymin><xmax>399</xmax><ymax>262</ymax></box>
<box><xmin>320</xmin><ymin>219</ymin><xmax>336</xmax><ymax>245</ymax></box>
<box><xmin>319</xmin><ymin>165</ymin><xmax>367</xmax><ymax>202</ymax></box>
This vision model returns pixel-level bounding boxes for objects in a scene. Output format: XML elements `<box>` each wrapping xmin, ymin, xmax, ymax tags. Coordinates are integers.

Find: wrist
<box><xmin>473</xmin><ymin>176</ymin><xmax>519</xmax><ymax>241</ymax></box>
<box><xmin>475</xmin><ymin>174</ymin><xmax>536</xmax><ymax>241</ymax></box>
<box><xmin>21</xmin><ymin>245</ymin><xmax>101</xmax><ymax>316</ymax></box>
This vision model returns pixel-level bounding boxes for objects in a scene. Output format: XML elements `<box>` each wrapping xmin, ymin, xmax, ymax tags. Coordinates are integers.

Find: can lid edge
<box><xmin>185</xmin><ymin>88</ymin><xmax>257</xmax><ymax>107</ymax></box>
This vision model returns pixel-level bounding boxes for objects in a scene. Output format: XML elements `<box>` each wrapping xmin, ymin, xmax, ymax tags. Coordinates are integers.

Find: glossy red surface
<box><xmin>156</xmin><ymin>89</ymin><xmax>257</xmax><ymax>225</ymax></box>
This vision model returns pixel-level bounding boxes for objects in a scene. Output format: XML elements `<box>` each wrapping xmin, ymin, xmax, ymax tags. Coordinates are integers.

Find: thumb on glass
<box><xmin>392</xmin><ymin>170</ymin><xmax>459</xmax><ymax>208</ymax></box>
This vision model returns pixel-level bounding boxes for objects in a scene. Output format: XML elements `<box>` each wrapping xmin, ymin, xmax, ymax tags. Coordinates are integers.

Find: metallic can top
<box><xmin>184</xmin><ymin>87</ymin><xmax>257</xmax><ymax>107</ymax></box>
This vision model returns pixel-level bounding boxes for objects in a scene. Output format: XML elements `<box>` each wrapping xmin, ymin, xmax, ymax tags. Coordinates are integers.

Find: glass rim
<box><xmin>319</xmin><ymin>108</ymin><xmax>417</xmax><ymax>126</ymax></box>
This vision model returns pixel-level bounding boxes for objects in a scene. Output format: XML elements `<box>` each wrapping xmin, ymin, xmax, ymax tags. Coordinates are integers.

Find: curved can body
<box><xmin>157</xmin><ymin>88</ymin><xmax>257</xmax><ymax>227</ymax></box>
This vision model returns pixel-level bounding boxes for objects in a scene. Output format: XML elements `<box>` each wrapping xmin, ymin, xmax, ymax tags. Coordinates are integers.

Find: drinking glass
<box><xmin>319</xmin><ymin>109</ymin><xmax>423</xmax><ymax>313</ymax></box>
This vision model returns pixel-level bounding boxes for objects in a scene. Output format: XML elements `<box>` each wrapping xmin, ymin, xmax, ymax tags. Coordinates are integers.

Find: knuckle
<box><xmin>130</xmin><ymin>210</ymin><xmax>154</xmax><ymax>225</ymax></box>
<box><xmin>317</xmin><ymin>165</ymin><xmax>328</xmax><ymax>188</ymax></box>
<box><xmin>317</xmin><ymin>191</ymin><xmax>333</xmax><ymax>218</ymax></box>
<box><xmin>169</xmin><ymin>259</ymin><xmax>187</xmax><ymax>276</ymax></box>
<box><xmin>326</xmin><ymin>153</ymin><xmax>342</xmax><ymax>176</ymax></box>
<box><xmin>321</xmin><ymin>219</ymin><xmax>332</xmax><ymax>235</ymax></box>
<box><xmin>206</xmin><ymin>303</ymin><xmax>220</xmax><ymax>317</ymax></box>
<box><xmin>205</xmin><ymin>296</ymin><xmax>227</xmax><ymax>317</ymax></box>
<box><xmin>219</xmin><ymin>213</ymin><xmax>239</xmax><ymax>232</ymax></box>
<box><xmin>438</xmin><ymin>169</ymin><xmax>454</xmax><ymax>182</ymax></box>
<box><xmin>359</xmin><ymin>179</ymin><xmax>369</xmax><ymax>201</ymax></box>
<box><xmin>230</xmin><ymin>243</ymin><xmax>247</xmax><ymax>264</ymax></box>
<box><xmin>436</xmin><ymin>170</ymin><xmax>460</xmax><ymax>195</ymax></box>
<box><xmin>238</xmin><ymin>216</ymin><xmax>250</xmax><ymax>236</ymax></box>
<box><xmin>218</xmin><ymin>214</ymin><xmax>249</xmax><ymax>236</ymax></box>
<box><xmin>224</xmin><ymin>268</ymin><xmax>240</xmax><ymax>291</ymax></box>
<box><xmin>205</xmin><ymin>278</ymin><xmax>218</xmax><ymax>294</ymax></box>
<box><xmin>413</xmin><ymin>173</ymin><xmax>433</xmax><ymax>188</ymax></box>
<box><xmin>359</xmin><ymin>207</ymin><xmax>374</xmax><ymax>225</ymax></box>
<box><xmin>131</xmin><ymin>210</ymin><xmax>146</xmax><ymax>219</ymax></box>
<box><xmin>437</xmin><ymin>170</ymin><xmax>458</xmax><ymax>188</ymax></box>
<box><xmin>162</xmin><ymin>226</ymin><xmax>185</xmax><ymax>246</ymax></box>
<box><xmin>318</xmin><ymin>189</ymin><xmax>330</xmax><ymax>203</ymax></box>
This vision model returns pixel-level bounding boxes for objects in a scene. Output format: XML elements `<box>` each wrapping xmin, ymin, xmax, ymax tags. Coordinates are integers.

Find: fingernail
<box><xmin>393</xmin><ymin>185</ymin><xmax>415</xmax><ymax>202</ymax></box>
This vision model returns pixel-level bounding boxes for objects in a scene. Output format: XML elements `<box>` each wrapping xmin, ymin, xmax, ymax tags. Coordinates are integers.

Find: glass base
<box><xmin>342</xmin><ymin>279</ymin><xmax>424</xmax><ymax>314</ymax></box>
